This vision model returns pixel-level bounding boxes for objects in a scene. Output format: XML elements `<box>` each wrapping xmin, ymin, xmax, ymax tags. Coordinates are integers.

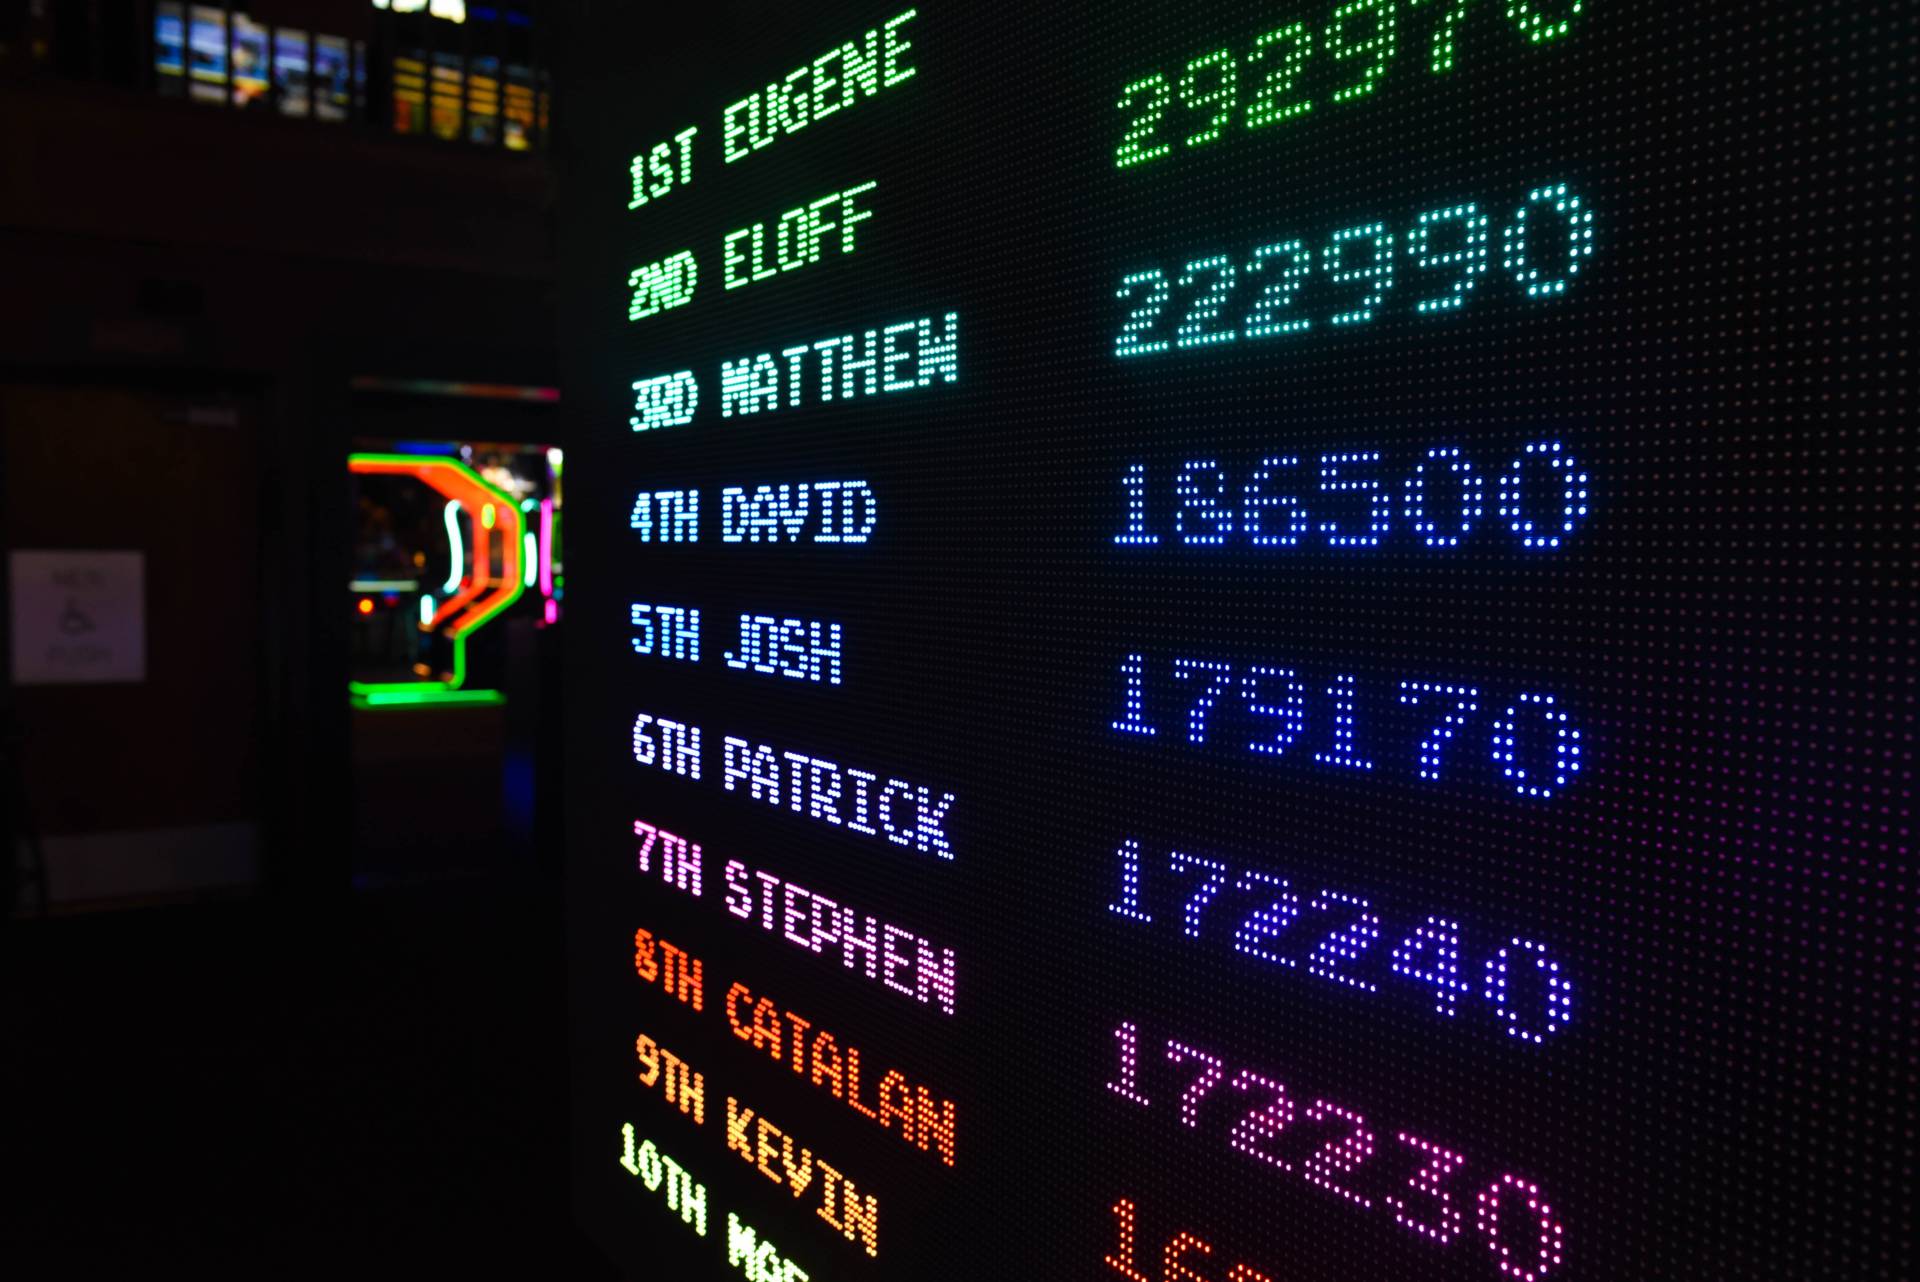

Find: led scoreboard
<box><xmin>556</xmin><ymin>4</ymin><xmax>1913</xmax><ymax>1280</ymax></box>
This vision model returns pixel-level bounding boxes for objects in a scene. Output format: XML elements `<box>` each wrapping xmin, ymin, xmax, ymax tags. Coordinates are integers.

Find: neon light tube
<box><xmin>357</xmin><ymin>688</ymin><xmax>505</xmax><ymax>708</ymax></box>
<box><xmin>539</xmin><ymin>497</ymin><xmax>555</xmax><ymax>596</ymax></box>
<box><xmin>442</xmin><ymin>501</ymin><xmax>465</xmax><ymax>593</ymax></box>
<box><xmin>348</xmin><ymin>454</ymin><xmax>526</xmax><ymax>685</ymax></box>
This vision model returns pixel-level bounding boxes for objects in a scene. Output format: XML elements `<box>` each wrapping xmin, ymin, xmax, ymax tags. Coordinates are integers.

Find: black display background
<box><xmin>554</xmin><ymin>3</ymin><xmax>1912</xmax><ymax>1278</ymax></box>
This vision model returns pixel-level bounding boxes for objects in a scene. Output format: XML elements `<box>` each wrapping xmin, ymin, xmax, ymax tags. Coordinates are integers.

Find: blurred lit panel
<box><xmin>466</xmin><ymin>55</ymin><xmax>500</xmax><ymax>145</ymax></box>
<box><xmin>315</xmin><ymin>35</ymin><xmax>351</xmax><ymax>121</ymax></box>
<box><xmin>154</xmin><ymin>3</ymin><xmax>185</xmax><ymax>96</ymax></box>
<box><xmin>373</xmin><ymin>0</ymin><xmax>469</xmax><ymax>18</ymax></box>
<box><xmin>186</xmin><ymin>5</ymin><xmax>226</xmax><ymax>103</ymax></box>
<box><xmin>392</xmin><ymin>51</ymin><xmax>428</xmax><ymax>135</ymax></box>
<box><xmin>503</xmin><ymin>63</ymin><xmax>535</xmax><ymax>150</ymax></box>
<box><xmin>349</xmin><ymin>377</ymin><xmax>560</xmax><ymax>403</ymax></box>
<box><xmin>231</xmin><ymin>14</ymin><xmax>271</xmax><ymax>109</ymax></box>
<box><xmin>274</xmin><ymin>28</ymin><xmax>311</xmax><ymax>117</ymax></box>
<box><xmin>430</xmin><ymin>53</ymin><xmax>465</xmax><ymax>140</ymax></box>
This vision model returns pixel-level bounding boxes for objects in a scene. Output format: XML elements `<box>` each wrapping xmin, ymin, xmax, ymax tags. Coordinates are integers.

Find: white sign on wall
<box><xmin>9</xmin><ymin>550</ymin><xmax>146</xmax><ymax>686</ymax></box>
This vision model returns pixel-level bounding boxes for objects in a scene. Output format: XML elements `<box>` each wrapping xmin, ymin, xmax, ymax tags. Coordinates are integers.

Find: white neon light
<box><xmin>442</xmin><ymin>501</ymin><xmax>465</xmax><ymax>594</ymax></box>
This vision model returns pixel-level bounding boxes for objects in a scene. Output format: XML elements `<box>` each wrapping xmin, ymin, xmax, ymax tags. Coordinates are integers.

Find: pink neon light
<box><xmin>539</xmin><ymin>497</ymin><xmax>555</xmax><ymax>596</ymax></box>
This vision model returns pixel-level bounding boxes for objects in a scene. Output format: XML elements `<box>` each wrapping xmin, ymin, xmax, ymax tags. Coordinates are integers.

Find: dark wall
<box><xmin>1</xmin><ymin>71</ymin><xmax>557</xmax><ymax>907</ymax></box>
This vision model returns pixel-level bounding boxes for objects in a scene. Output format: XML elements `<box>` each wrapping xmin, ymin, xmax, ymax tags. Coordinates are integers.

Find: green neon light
<box><xmin>447</xmin><ymin>550</ymin><xmax>524</xmax><ymax>640</ymax></box>
<box><xmin>348</xmin><ymin>454</ymin><xmax>526</xmax><ymax>699</ymax></box>
<box><xmin>350</xmin><ymin>454</ymin><xmax>527</xmax><ymax>645</ymax></box>
<box><xmin>442</xmin><ymin>501</ymin><xmax>465</xmax><ymax>593</ymax></box>
<box><xmin>353</xmin><ymin>687</ymin><xmax>505</xmax><ymax>708</ymax></box>
<box><xmin>347</xmin><ymin>634</ymin><xmax>468</xmax><ymax>698</ymax></box>
<box><xmin>522</xmin><ymin>534</ymin><xmax>538</xmax><ymax>586</ymax></box>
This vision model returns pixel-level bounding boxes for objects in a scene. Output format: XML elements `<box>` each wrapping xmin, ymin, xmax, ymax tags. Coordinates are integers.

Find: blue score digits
<box><xmin>1114</xmin><ymin>442</ymin><xmax>1589</xmax><ymax>552</ymax></box>
<box><xmin>1113</xmin><ymin>656</ymin><xmax>1584</xmax><ymax>800</ymax></box>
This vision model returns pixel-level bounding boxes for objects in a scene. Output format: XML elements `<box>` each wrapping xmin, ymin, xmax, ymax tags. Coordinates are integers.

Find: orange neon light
<box><xmin>348</xmin><ymin>455</ymin><xmax>525</xmax><ymax>638</ymax></box>
<box><xmin>429</xmin><ymin>513</ymin><xmax>490</xmax><ymax>628</ymax></box>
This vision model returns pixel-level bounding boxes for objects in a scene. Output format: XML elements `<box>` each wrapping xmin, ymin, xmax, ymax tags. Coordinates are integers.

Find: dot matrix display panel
<box><xmin>555</xmin><ymin>4</ymin><xmax>1914</xmax><ymax>1279</ymax></box>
